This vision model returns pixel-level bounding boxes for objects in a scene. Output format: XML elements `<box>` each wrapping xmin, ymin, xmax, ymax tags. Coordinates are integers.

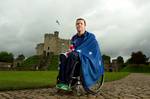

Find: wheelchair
<box><xmin>56</xmin><ymin>60</ymin><xmax>104</xmax><ymax>96</ymax></box>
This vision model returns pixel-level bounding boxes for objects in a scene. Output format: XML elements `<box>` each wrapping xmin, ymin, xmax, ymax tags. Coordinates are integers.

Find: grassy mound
<box><xmin>48</xmin><ymin>55</ymin><xmax>59</xmax><ymax>70</ymax></box>
<box><xmin>20</xmin><ymin>55</ymin><xmax>41</xmax><ymax>67</ymax></box>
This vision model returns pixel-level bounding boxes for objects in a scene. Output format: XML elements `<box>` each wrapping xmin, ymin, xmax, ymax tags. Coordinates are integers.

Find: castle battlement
<box><xmin>44</xmin><ymin>31</ymin><xmax>59</xmax><ymax>39</ymax></box>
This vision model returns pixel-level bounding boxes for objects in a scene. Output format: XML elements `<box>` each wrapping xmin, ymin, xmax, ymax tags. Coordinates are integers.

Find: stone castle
<box><xmin>36</xmin><ymin>31</ymin><xmax>70</xmax><ymax>56</ymax></box>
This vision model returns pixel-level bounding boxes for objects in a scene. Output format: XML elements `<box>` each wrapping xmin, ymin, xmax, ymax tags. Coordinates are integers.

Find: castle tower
<box><xmin>36</xmin><ymin>31</ymin><xmax>70</xmax><ymax>56</ymax></box>
<box><xmin>54</xmin><ymin>31</ymin><xmax>59</xmax><ymax>37</ymax></box>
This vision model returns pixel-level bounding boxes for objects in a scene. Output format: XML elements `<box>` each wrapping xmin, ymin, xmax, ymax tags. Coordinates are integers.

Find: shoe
<box><xmin>56</xmin><ymin>83</ymin><xmax>64</xmax><ymax>89</ymax></box>
<box><xmin>56</xmin><ymin>83</ymin><xmax>63</xmax><ymax>88</ymax></box>
<box><xmin>56</xmin><ymin>83</ymin><xmax>71</xmax><ymax>91</ymax></box>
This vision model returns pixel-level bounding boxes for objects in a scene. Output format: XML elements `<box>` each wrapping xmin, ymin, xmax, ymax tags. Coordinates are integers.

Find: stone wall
<box><xmin>0</xmin><ymin>62</ymin><xmax>12</xmax><ymax>70</ymax></box>
<box><xmin>36</xmin><ymin>43</ymin><xmax>44</xmax><ymax>55</ymax></box>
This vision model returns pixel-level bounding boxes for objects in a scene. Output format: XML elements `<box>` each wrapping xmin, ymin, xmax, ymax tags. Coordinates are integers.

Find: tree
<box><xmin>117</xmin><ymin>56</ymin><xmax>125</xmax><ymax>70</ymax></box>
<box><xmin>16</xmin><ymin>54</ymin><xmax>25</xmax><ymax>60</ymax></box>
<box><xmin>126</xmin><ymin>51</ymin><xmax>149</xmax><ymax>64</ymax></box>
<box><xmin>102</xmin><ymin>54</ymin><xmax>111</xmax><ymax>71</ymax></box>
<box><xmin>102</xmin><ymin>54</ymin><xmax>111</xmax><ymax>64</ymax></box>
<box><xmin>117</xmin><ymin>56</ymin><xmax>124</xmax><ymax>64</ymax></box>
<box><xmin>0</xmin><ymin>51</ymin><xmax>14</xmax><ymax>62</ymax></box>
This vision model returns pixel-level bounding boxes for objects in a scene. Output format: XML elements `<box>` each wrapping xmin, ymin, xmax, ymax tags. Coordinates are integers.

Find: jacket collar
<box><xmin>77</xmin><ymin>31</ymin><xmax>87</xmax><ymax>38</ymax></box>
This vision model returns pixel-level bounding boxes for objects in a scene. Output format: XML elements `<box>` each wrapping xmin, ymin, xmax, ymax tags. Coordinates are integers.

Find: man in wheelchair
<box><xmin>56</xmin><ymin>18</ymin><xmax>104</xmax><ymax>92</ymax></box>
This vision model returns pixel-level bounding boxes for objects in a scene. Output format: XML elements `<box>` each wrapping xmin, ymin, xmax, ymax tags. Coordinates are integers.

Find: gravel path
<box><xmin>0</xmin><ymin>73</ymin><xmax>150</xmax><ymax>99</ymax></box>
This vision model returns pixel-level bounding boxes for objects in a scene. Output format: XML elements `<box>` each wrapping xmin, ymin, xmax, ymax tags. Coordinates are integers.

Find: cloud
<box><xmin>0</xmin><ymin>0</ymin><xmax>150</xmax><ymax>61</ymax></box>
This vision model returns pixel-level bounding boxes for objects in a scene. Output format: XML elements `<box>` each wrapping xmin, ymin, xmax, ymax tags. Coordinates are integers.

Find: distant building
<box><xmin>13</xmin><ymin>59</ymin><xmax>24</xmax><ymax>67</ymax></box>
<box><xmin>36</xmin><ymin>31</ymin><xmax>70</xmax><ymax>56</ymax></box>
<box><xmin>0</xmin><ymin>62</ymin><xmax>12</xmax><ymax>70</ymax></box>
<box><xmin>111</xmin><ymin>59</ymin><xmax>118</xmax><ymax>72</ymax></box>
<box><xmin>104</xmin><ymin>59</ymin><xmax>123</xmax><ymax>72</ymax></box>
<box><xmin>104</xmin><ymin>60</ymin><xmax>111</xmax><ymax>71</ymax></box>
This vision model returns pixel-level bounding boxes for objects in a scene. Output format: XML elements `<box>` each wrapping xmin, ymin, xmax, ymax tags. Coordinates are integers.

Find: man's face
<box><xmin>76</xmin><ymin>20</ymin><xmax>86</xmax><ymax>33</ymax></box>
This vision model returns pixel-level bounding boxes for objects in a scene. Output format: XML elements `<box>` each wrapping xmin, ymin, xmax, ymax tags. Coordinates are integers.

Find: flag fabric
<box><xmin>71</xmin><ymin>31</ymin><xmax>104</xmax><ymax>89</ymax></box>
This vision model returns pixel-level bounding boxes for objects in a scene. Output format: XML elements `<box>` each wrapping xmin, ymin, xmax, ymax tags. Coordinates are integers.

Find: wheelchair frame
<box><xmin>68</xmin><ymin>61</ymin><xmax>104</xmax><ymax>95</ymax></box>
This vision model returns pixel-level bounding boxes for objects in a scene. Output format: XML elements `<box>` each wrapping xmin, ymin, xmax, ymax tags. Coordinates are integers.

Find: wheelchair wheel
<box><xmin>69</xmin><ymin>61</ymin><xmax>80</xmax><ymax>86</ymax></box>
<box><xmin>71</xmin><ymin>77</ymin><xmax>85</xmax><ymax>96</ymax></box>
<box><xmin>84</xmin><ymin>74</ymin><xmax>104</xmax><ymax>94</ymax></box>
<box><xmin>69</xmin><ymin>61</ymin><xmax>104</xmax><ymax>95</ymax></box>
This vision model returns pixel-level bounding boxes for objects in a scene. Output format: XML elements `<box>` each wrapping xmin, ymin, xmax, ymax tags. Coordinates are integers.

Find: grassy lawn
<box><xmin>0</xmin><ymin>71</ymin><xmax>130</xmax><ymax>91</ymax></box>
<box><xmin>104</xmin><ymin>72</ymin><xmax>130</xmax><ymax>82</ymax></box>
<box><xmin>121</xmin><ymin>64</ymin><xmax>150</xmax><ymax>73</ymax></box>
<box><xmin>0</xmin><ymin>71</ymin><xmax>58</xmax><ymax>91</ymax></box>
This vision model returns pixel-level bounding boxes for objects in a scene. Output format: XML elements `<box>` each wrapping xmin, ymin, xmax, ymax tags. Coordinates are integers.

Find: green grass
<box><xmin>144</xmin><ymin>73</ymin><xmax>150</xmax><ymax>75</ymax></box>
<box><xmin>0</xmin><ymin>71</ymin><xmax>130</xmax><ymax>91</ymax></box>
<box><xmin>0</xmin><ymin>71</ymin><xmax>58</xmax><ymax>91</ymax></box>
<box><xmin>121</xmin><ymin>64</ymin><xmax>150</xmax><ymax>73</ymax></box>
<box><xmin>104</xmin><ymin>72</ymin><xmax>130</xmax><ymax>82</ymax></box>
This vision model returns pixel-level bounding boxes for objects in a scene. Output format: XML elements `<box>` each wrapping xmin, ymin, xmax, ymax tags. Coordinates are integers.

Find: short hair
<box><xmin>76</xmin><ymin>18</ymin><xmax>86</xmax><ymax>26</ymax></box>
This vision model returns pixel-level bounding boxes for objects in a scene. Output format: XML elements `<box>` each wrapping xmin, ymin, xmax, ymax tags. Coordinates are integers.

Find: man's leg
<box><xmin>65</xmin><ymin>51</ymin><xmax>80</xmax><ymax>84</ymax></box>
<box><xmin>57</xmin><ymin>54</ymin><xmax>67</xmax><ymax>83</ymax></box>
<box><xmin>56</xmin><ymin>52</ymin><xmax>80</xmax><ymax>91</ymax></box>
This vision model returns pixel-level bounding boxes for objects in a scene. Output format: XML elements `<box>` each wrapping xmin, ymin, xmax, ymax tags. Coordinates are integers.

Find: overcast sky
<box><xmin>0</xmin><ymin>0</ymin><xmax>150</xmax><ymax>61</ymax></box>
